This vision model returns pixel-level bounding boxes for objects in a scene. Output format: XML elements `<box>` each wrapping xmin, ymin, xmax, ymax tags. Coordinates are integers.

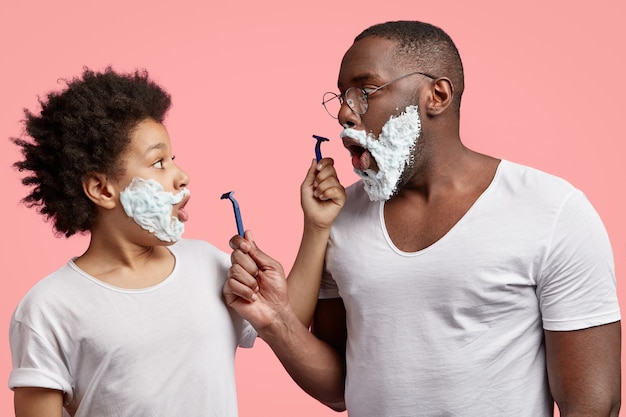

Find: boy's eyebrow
<box><xmin>144</xmin><ymin>143</ymin><xmax>167</xmax><ymax>155</ymax></box>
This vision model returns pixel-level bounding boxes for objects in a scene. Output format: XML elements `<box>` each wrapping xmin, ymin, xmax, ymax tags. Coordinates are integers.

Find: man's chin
<box><xmin>356</xmin><ymin>169</ymin><xmax>396</xmax><ymax>202</ymax></box>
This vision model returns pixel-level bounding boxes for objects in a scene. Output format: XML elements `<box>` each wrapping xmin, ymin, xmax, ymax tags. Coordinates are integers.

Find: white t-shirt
<box><xmin>9</xmin><ymin>238</ymin><xmax>256</xmax><ymax>417</ymax></box>
<box><xmin>320</xmin><ymin>160</ymin><xmax>620</xmax><ymax>416</ymax></box>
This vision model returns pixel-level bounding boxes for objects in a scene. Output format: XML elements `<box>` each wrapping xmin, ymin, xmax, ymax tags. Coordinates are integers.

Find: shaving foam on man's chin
<box><xmin>339</xmin><ymin>105</ymin><xmax>422</xmax><ymax>201</ymax></box>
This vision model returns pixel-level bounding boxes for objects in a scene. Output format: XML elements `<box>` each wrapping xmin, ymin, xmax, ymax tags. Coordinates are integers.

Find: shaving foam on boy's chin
<box><xmin>120</xmin><ymin>177</ymin><xmax>190</xmax><ymax>242</ymax></box>
<box><xmin>341</xmin><ymin>105</ymin><xmax>422</xmax><ymax>201</ymax></box>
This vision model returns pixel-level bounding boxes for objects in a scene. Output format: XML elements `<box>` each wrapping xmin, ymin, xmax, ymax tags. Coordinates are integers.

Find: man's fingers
<box><xmin>227</xmin><ymin>263</ymin><xmax>259</xmax><ymax>299</ymax></box>
<box><xmin>247</xmin><ymin>247</ymin><xmax>285</xmax><ymax>277</ymax></box>
<box><xmin>229</xmin><ymin>234</ymin><xmax>251</xmax><ymax>252</ymax></box>
<box><xmin>231</xmin><ymin>249</ymin><xmax>260</xmax><ymax>277</ymax></box>
<box><xmin>225</xmin><ymin>277</ymin><xmax>258</xmax><ymax>303</ymax></box>
<box><xmin>229</xmin><ymin>263</ymin><xmax>259</xmax><ymax>289</ymax></box>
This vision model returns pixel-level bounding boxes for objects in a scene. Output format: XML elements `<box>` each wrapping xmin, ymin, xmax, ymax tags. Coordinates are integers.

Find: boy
<box><xmin>9</xmin><ymin>67</ymin><xmax>256</xmax><ymax>416</ymax></box>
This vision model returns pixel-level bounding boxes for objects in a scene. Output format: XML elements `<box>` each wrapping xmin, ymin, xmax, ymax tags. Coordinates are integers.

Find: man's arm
<box><xmin>545</xmin><ymin>321</ymin><xmax>621</xmax><ymax>416</ymax></box>
<box><xmin>14</xmin><ymin>387</ymin><xmax>63</xmax><ymax>417</ymax></box>
<box><xmin>223</xmin><ymin>158</ymin><xmax>346</xmax><ymax>408</ymax></box>
<box><xmin>224</xmin><ymin>239</ymin><xmax>346</xmax><ymax>409</ymax></box>
<box><xmin>258</xmin><ymin>301</ymin><xmax>347</xmax><ymax>411</ymax></box>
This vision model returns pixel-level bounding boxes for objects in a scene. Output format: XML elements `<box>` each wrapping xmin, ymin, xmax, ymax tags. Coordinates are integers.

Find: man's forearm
<box><xmin>258</xmin><ymin>304</ymin><xmax>346</xmax><ymax>409</ymax></box>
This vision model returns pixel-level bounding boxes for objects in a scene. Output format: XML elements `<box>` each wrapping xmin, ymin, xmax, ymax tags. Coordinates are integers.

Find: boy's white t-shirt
<box><xmin>320</xmin><ymin>160</ymin><xmax>620</xmax><ymax>416</ymax></box>
<box><xmin>9</xmin><ymin>238</ymin><xmax>256</xmax><ymax>417</ymax></box>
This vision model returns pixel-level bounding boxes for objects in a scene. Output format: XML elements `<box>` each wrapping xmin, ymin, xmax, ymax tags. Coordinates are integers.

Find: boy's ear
<box><xmin>82</xmin><ymin>173</ymin><xmax>117</xmax><ymax>209</ymax></box>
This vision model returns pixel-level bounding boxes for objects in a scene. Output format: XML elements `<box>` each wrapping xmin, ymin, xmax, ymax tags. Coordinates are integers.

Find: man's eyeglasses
<box><xmin>322</xmin><ymin>71</ymin><xmax>436</xmax><ymax>119</ymax></box>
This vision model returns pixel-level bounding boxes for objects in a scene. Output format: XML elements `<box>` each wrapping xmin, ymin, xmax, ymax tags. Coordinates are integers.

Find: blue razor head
<box><xmin>220</xmin><ymin>191</ymin><xmax>244</xmax><ymax>237</ymax></box>
<box><xmin>312</xmin><ymin>135</ymin><xmax>330</xmax><ymax>162</ymax></box>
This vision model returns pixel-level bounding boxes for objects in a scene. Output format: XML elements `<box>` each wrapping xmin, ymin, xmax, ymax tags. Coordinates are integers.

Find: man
<box><xmin>225</xmin><ymin>21</ymin><xmax>621</xmax><ymax>416</ymax></box>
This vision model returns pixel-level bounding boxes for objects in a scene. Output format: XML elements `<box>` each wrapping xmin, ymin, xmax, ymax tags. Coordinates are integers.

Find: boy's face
<box><xmin>116</xmin><ymin>118</ymin><xmax>191</xmax><ymax>242</ymax></box>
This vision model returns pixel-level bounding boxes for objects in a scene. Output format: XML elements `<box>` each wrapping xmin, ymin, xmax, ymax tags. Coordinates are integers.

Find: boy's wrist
<box><xmin>302</xmin><ymin>218</ymin><xmax>333</xmax><ymax>234</ymax></box>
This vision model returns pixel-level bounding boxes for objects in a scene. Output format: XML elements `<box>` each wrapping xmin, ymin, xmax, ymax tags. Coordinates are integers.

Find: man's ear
<box><xmin>425</xmin><ymin>77</ymin><xmax>454</xmax><ymax>116</ymax></box>
<box><xmin>82</xmin><ymin>173</ymin><xmax>117</xmax><ymax>209</ymax></box>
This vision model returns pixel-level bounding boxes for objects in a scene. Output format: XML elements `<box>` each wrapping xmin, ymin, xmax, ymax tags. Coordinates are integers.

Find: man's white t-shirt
<box><xmin>320</xmin><ymin>160</ymin><xmax>620</xmax><ymax>416</ymax></box>
<box><xmin>10</xmin><ymin>239</ymin><xmax>256</xmax><ymax>417</ymax></box>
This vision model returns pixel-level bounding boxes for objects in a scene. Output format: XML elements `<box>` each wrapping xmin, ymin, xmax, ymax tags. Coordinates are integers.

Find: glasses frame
<box><xmin>322</xmin><ymin>70</ymin><xmax>436</xmax><ymax>119</ymax></box>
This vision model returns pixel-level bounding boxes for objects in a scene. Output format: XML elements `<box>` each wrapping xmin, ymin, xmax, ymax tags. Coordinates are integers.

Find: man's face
<box><xmin>336</xmin><ymin>37</ymin><xmax>425</xmax><ymax>201</ymax></box>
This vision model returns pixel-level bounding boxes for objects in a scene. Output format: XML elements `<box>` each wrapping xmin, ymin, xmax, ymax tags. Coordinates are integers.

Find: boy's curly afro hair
<box><xmin>11</xmin><ymin>66</ymin><xmax>172</xmax><ymax>237</ymax></box>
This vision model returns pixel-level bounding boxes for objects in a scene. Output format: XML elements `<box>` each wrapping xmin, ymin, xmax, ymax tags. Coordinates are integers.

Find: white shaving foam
<box><xmin>120</xmin><ymin>177</ymin><xmax>190</xmax><ymax>242</ymax></box>
<box><xmin>341</xmin><ymin>105</ymin><xmax>422</xmax><ymax>201</ymax></box>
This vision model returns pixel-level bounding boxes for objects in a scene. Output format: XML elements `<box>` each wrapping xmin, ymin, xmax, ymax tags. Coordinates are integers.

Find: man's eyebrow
<box><xmin>337</xmin><ymin>73</ymin><xmax>380</xmax><ymax>90</ymax></box>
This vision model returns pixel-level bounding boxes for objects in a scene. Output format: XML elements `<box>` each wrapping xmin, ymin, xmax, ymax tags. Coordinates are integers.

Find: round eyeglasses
<box><xmin>322</xmin><ymin>71</ymin><xmax>436</xmax><ymax>119</ymax></box>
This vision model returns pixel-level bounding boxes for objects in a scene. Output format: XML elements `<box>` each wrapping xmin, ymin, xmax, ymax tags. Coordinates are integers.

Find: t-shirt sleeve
<box><xmin>214</xmin><ymin>245</ymin><xmax>257</xmax><ymax>348</ymax></box>
<box><xmin>9</xmin><ymin>319</ymin><xmax>73</xmax><ymax>400</ymax></box>
<box><xmin>237</xmin><ymin>319</ymin><xmax>257</xmax><ymax>348</ymax></box>
<box><xmin>319</xmin><ymin>268</ymin><xmax>340</xmax><ymax>299</ymax></box>
<box><xmin>537</xmin><ymin>190</ymin><xmax>620</xmax><ymax>331</ymax></box>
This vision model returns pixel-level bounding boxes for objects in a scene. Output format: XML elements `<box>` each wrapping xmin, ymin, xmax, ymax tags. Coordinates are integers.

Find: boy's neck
<box><xmin>74</xmin><ymin>241</ymin><xmax>175</xmax><ymax>289</ymax></box>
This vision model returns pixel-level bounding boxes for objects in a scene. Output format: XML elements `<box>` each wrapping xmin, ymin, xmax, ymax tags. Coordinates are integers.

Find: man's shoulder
<box><xmin>498</xmin><ymin>160</ymin><xmax>577</xmax><ymax>195</ymax></box>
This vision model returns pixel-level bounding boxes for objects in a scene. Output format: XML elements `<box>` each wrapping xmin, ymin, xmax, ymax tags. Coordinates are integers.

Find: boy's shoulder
<box><xmin>169</xmin><ymin>238</ymin><xmax>230</xmax><ymax>269</ymax></box>
<box><xmin>170</xmin><ymin>238</ymin><xmax>228</xmax><ymax>258</ymax></box>
<box><xmin>12</xmin><ymin>261</ymin><xmax>79</xmax><ymax>320</ymax></box>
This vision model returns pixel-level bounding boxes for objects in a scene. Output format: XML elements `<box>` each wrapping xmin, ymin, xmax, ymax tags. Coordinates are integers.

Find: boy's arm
<box><xmin>287</xmin><ymin>158</ymin><xmax>345</xmax><ymax>326</ymax></box>
<box><xmin>14</xmin><ymin>387</ymin><xmax>63</xmax><ymax>417</ymax></box>
<box><xmin>287</xmin><ymin>223</ymin><xmax>332</xmax><ymax>327</ymax></box>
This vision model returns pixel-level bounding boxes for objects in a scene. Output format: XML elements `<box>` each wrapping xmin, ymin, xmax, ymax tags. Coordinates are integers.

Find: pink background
<box><xmin>1</xmin><ymin>1</ymin><xmax>624</xmax><ymax>415</ymax></box>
